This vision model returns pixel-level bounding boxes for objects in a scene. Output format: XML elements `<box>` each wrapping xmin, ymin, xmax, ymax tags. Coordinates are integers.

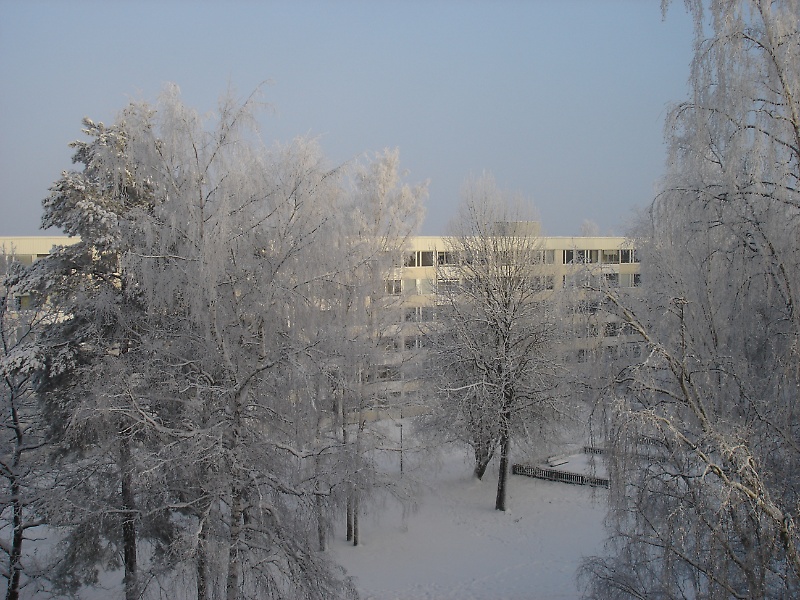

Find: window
<box><xmin>576</xmin><ymin>322</ymin><xmax>598</xmax><ymax>338</ymax></box>
<box><xmin>578</xmin><ymin>300</ymin><xmax>601</xmax><ymax>315</ymax></box>
<box><xmin>601</xmin><ymin>249</ymin><xmax>620</xmax><ymax>264</ymax></box>
<box><xmin>405</xmin><ymin>306</ymin><xmax>435</xmax><ymax>322</ymax></box>
<box><xmin>377</xmin><ymin>366</ymin><xmax>401</xmax><ymax>381</ymax></box>
<box><xmin>404</xmin><ymin>252</ymin><xmax>417</xmax><ymax>267</ymax></box>
<box><xmin>381</xmin><ymin>337</ymin><xmax>400</xmax><ymax>353</ymax></box>
<box><xmin>603</xmin><ymin>272</ymin><xmax>619</xmax><ymax>287</ymax></box>
<box><xmin>621</xmin><ymin>249</ymin><xmax>639</xmax><ymax>263</ymax></box>
<box><xmin>420</xmin><ymin>251</ymin><xmax>434</xmax><ymax>266</ymax></box>
<box><xmin>419</xmin><ymin>306</ymin><xmax>435</xmax><ymax>322</ymax></box>
<box><xmin>584</xmin><ymin>250</ymin><xmax>599</xmax><ymax>263</ymax></box>
<box><xmin>621</xmin><ymin>341</ymin><xmax>643</xmax><ymax>359</ymax></box>
<box><xmin>437</xmin><ymin>251</ymin><xmax>457</xmax><ymax>266</ymax></box>
<box><xmin>633</xmin><ymin>273</ymin><xmax>641</xmax><ymax>286</ymax></box>
<box><xmin>403</xmin><ymin>335</ymin><xmax>429</xmax><ymax>351</ymax></box>
<box><xmin>604</xmin><ymin>322</ymin><xmax>620</xmax><ymax>337</ymax></box>
<box><xmin>565</xmin><ymin>249</ymin><xmax>598</xmax><ymax>264</ymax></box>
<box><xmin>570</xmin><ymin>272</ymin><xmax>599</xmax><ymax>288</ymax></box>
<box><xmin>437</xmin><ymin>278</ymin><xmax>459</xmax><ymax>294</ymax></box>
<box><xmin>534</xmin><ymin>274</ymin><xmax>556</xmax><ymax>290</ymax></box>
<box><xmin>386</xmin><ymin>279</ymin><xmax>402</xmax><ymax>295</ymax></box>
<box><xmin>602</xmin><ymin>345</ymin><xmax>619</xmax><ymax>360</ymax></box>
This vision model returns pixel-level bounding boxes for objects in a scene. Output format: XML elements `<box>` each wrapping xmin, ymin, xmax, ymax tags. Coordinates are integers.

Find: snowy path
<box><xmin>331</xmin><ymin>450</ymin><xmax>608</xmax><ymax>600</ymax></box>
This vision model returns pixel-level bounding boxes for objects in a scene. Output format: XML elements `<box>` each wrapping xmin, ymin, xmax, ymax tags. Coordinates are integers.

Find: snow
<box><xmin>331</xmin><ymin>446</ymin><xmax>608</xmax><ymax>600</ymax></box>
<box><xmin>5</xmin><ymin>428</ymin><xmax>609</xmax><ymax>600</ymax></box>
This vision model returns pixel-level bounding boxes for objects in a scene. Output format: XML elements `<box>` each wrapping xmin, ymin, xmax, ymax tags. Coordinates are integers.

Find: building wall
<box><xmin>1</xmin><ymin>234</ymin><xmax>641</xmax><ymax>410</ymax></box>
<box><xmin>0</xmin><ymin>236</ymin><xmax>77</xmax><ymax>266</ymax></box>
<box><xmin>377</xmin><ymin>234</ymin><xmax>642</xmax><ymax>408</ymax></box>
<box><xmin>395</xmin><ymin>235</ymin><xmax>639</xmax><ymax>301</ymax></box>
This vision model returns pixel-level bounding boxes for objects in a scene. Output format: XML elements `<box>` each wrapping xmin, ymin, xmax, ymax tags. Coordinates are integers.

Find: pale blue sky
<box><xmin>0</xmin><ymin>1</ymin><xmax>694</xmax><ymax>236</ymax></box>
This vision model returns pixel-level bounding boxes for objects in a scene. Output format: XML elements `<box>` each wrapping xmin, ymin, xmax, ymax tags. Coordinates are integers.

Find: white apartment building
<box><xmin>1</xmin><ymin>233</ymin><xmax>641</xmax><ymax>416</ymax></box>
<box><xmin>370</xmin><ymin>233</ymin><xmax>641</xmax><ymax>412</ymax></box>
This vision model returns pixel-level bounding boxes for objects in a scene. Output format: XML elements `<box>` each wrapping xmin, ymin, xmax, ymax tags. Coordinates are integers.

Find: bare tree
<box><xmin>311</xmin><ymin>149</ymin><xmax>426</xmax><ymax>547</ymax></box>
<box><xmin>427</xmin><ymin>174</ymin><xmax>565</xmax><ymax>511</ymax></box>
<box><xmin>582</xmin><ymin>1</ymin><xmax>800</xmax><ymax>597</ymax></box>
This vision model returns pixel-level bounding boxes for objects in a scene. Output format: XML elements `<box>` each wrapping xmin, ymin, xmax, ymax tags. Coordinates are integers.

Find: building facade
<box><xmin>1</xmin><ymin>233</ymin><xmax>641</xmax><ymax>416</ymax></box>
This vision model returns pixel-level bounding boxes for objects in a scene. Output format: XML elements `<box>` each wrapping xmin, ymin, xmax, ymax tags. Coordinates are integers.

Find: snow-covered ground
<box><xmin>7</xmin><ymin>430</ymin><xmax>608</xmax><ymax>600</ymax></box>
<box><xmin>331</xmin><ymin>447</ymin><xmax>608</xmax><ymax>600</ymax></box>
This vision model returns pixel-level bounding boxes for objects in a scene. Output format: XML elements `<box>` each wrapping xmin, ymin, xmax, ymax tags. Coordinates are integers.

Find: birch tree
<box><xmin>582</xmin><ymin>1</ymin><xmax>800</xmax><ymax>597</ymax></box>
<box><xmin>428</xmin><ymin>175</ymin><xmax>564</xmax><ymax>511</ymax></box>
<box><xmin>111</xmin><ymin>89</ymin><xmax>361</xmax><ymax>600</ymax></box>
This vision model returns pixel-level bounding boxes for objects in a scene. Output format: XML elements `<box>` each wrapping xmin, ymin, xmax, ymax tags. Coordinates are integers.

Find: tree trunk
<box><xmin>226</xmin><ymin>483</ymin><xmax>244</xmax><ymax>600</ymax></box>
<box><xmin>352</xmin><ymin>491</ymin><xmax>360</xmax><ymax>547</ymax></box>
<box><xmin>119</xmin><ymin>435</ymin><xmax>138</xmax><ymax>600</ymax></box>
<box><xmin>314</xmin><ymin>375</ymin><xmax>327</xmax><ymax>552</ymax></box>
<box><xmin>6</xmin><ymin>400</ymin><xmax>24</xmax><ymax>600</ymax></box>
<box><xmin>316</xmin><ymin>493</ymin><xmax>327</xmax><ymax>552</ymax></box>
<box><xmin>196</xmin><ymin>518</ymin><xmax>208</xmax><ymax>600</ymax></box>
<box><xmin>495</xmin><ymin>431</ymin><xmax>511</xmax><ymax>512</ymax></box>
<box><xmin>346</xmin><ymin>493</ymin><xmax>354</xmax><ymax>542</ymax></box>
<box><xmin>6</xmin><ymin>478</ymin><xmax>22</xmax><ymax>600</ymax></box>
<box><xmin>342</xmin><ymin>403</ymin><xmax>354</xmax><ymax>543</ymax></box>
<box><xmin>225</xmin><ymin>390</ymin><xmax>245</xmax><ymax>600</ymax></box>
<box><xmin>474</xmin><ymin>445</ymin><xmax>493</xmax><ymax>480</ymax></box>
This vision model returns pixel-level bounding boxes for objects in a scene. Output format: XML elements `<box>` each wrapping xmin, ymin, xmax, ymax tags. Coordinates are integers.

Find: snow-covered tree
<box><xmin>582</xmin><ymin>1</ymin><xmax>800</xmax><ymax>597</ymax></box>
<box><xmin>426</xmin><ymin>174</ymin><xmax>565</xmax><ymax>511</ymax></box>
<box><xmin>108</xmin><ymin>89</ymin><xmax>359</xmax><ymax>600</ymax></box>
<box><xmin>0</xmin><ymin>256</ymin><xmax>55</xmax><ymax>600</ymax></box>
<box><xmin>27</xmin><ymin>84</ymin><xmax>427</xmax><ymax>599</ymax></box>
<box><xmin>18</xmin><ymin>112</ymin><xmax>168</xmax><ymax>600</ymax></box>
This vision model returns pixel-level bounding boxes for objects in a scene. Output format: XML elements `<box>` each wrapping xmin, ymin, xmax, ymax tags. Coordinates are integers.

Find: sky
<box><xmin>0</xmin><ymin>1</ymin><xmax>695</xmax><ymax>237</ymax></box>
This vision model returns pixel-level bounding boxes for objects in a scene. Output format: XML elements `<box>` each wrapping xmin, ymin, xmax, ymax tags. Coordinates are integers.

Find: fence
<box><xmin>512</xmin><ymin>463</ymin><xmax>609</xmax><ymax>489</ymax></box>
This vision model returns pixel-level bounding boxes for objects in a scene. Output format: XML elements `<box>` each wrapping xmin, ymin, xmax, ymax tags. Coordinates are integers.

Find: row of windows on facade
<box><xmin>1</xmin><ymin>253</ymin><xmax>50</xmax><ymax>267</ymax></box>
<box><xmin>379</xmin><ymin>319</ymin><xmax>638</xmax><ymax>357</ymax></box>
<box><xmin>355</xmin><ymin>341</ymin><xmax>645</xmax><ymax>406</ymax></box>
<box><xmin>403</xmin><ymin>248</ymin><xmax>638</xmax><ymax>268</ymax></box>
<box><xmin>576</xmin><ymin>341</ymin><xmax>644</xmax><ymax>364</ymax></box>
<box><xmin>386</xmin><ymin>272</ymin><xmax>641</xmax><ymax>295</ymax></box>
<box><xmin>352</xmin><ymin>337</ymin><xmax>645</xmax><ymax>395</ymax></box>
<box><xmin>365</xmin><ymin>342</ymin><xmax>644</xmax><ymax>386</ymax></box>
